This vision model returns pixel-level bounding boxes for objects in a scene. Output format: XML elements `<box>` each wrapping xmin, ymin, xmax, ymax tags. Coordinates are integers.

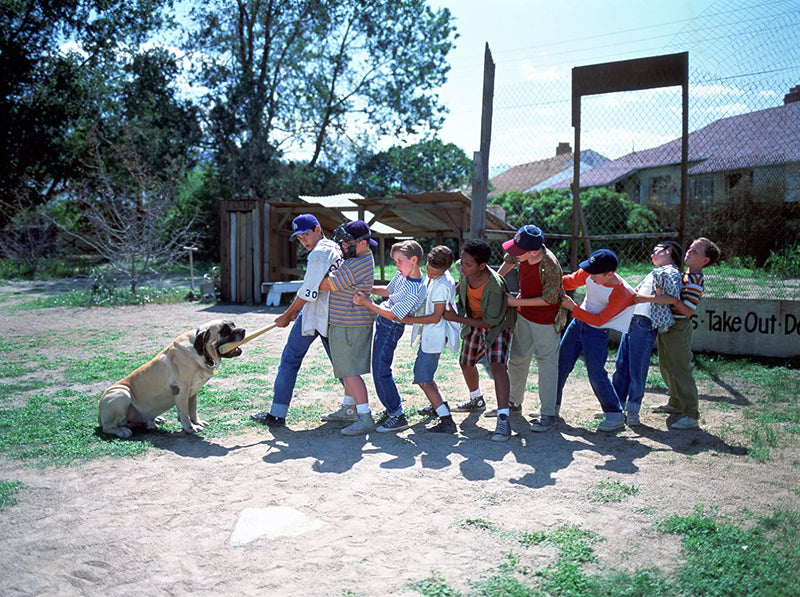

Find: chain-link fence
<box><xmin>484</xmin><ymin>0</ymin><xmax>800</xmax><ymax>300</ymax></box>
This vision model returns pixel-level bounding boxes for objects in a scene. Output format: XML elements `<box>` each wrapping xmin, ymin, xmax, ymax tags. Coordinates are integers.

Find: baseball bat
<box><xmin>218</xmin><ymin>322</ymin><xmax>279</xmax><ymax>354</ymax></box>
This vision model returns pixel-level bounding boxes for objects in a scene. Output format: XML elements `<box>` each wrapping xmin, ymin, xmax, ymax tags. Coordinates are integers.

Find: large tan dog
<box><xmin>98</xmin><ymin>319</ymin><xmax>245</xmax><ymax>438</ymax></box>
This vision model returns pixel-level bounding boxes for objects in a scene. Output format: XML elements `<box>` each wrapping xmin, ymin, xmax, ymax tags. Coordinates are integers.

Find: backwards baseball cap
<box><xmin>289</xmin><ymin>214</ymin><xmax>320</xmax><ymax>238</ymax></box>
<box><xmin>579</xmin><ymin>248</ymin><xmax>619</xmax><ymax>274</ymax></box>
<box><xmin>334</xmin><ymin>220</ymin><xmax>378</xmax><ymax>246</ymax></box>
<box><xmin>502</xmin><ymin>225</ymin><xmax>544</xmax><ymax>256</ymax></box>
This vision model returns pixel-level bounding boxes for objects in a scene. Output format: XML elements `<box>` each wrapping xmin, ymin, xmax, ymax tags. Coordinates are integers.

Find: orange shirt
<box><xmin>465</xmin><ymin>279</ymin><xmax>487</xmax><ymax>319</ymax></box>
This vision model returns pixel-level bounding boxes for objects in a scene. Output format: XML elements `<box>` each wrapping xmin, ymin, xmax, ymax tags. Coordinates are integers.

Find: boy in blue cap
<box><xmin>558</xmin><ymin>249</ymin><xmax>635</xmax><ymax>432</ymax></box>
<box><xmin>251</xmin><ymin>214</ymin><xmax>343</xmax><ymax>427</ymax></box>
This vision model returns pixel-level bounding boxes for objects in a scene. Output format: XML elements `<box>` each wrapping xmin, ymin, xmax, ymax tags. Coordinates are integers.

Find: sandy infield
<box><xmin>1</xmin><ymin>284</ymin><xmax>797</xmax><ymax>596</ymax></box>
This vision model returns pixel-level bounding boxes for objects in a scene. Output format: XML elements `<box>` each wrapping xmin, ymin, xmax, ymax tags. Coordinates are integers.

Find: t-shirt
<box><xmin>518</xmin><ymin>259</ymin><xmax>560</xmax><ymax>325</ymax></box>
<box><xmin>385</xmin><ymin>271</ymin><xmax>427</xmax><ymax>320</ymax></box>
<box><xmin>328</xmin><ymin>252</ymin><xmax>375</xmax><ymax>326</ymax></box>
<box><xmin>466</xmin><ymin>279</ymin><xmax>487</xmax><ymax>319</ymax></box>
<box><xmin>672</xmin><ymin>271</ymin><xmax>704</xmax><ymax>319</ymax></box>
<box><xmin>410</xmin><ymin>271</ymin><xmax>460</xmax><ymax>354</ymax></box>
<box><xmin>298</xmin><ymin>238</ymin><xmax>342</xmax><ymax>337</ymax></box>
<box><xmin>563</xmin><ymin>269</ymin><xmax>635</xmax><ymax>333</ymax></box>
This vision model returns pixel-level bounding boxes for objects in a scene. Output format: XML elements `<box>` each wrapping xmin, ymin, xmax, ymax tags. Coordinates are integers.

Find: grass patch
<box><xmin>658</xmin><ymin>505</ymin><xmax>800</xmax><ymax>596</ymax></box>
<box><xmin>0</xmin><ymin>392</ymin><xmax>152</xmax><ymax>465</ymax></box>
<box><xmin>11</xmin><ymin>286</ymin><xmax>190</xmax><ymax>309</ymax></box>
<box><xmin>587</xmin><ymin>480</ymin><xmax>640</xmax><ymax>504</ymax></box>
<box><xmin>411</xmin><ymin>509</ymin><xmax>800</xmax><ymax>596</ymax></box>
<box><xmin>0</xmin><ymin>480</ymin><xmax>25</xmax><ymax>511</ymax></box>
<box><xmin>693</xmin><ymin>355</ymin><xmax>800</xmax><ymax>461</ymax></box>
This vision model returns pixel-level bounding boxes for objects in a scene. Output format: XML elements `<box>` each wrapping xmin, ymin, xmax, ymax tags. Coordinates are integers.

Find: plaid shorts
<box><xmin>458</xmin><ymin>326</ymin><xmax>512</xmax><ymax>367</ymax></box>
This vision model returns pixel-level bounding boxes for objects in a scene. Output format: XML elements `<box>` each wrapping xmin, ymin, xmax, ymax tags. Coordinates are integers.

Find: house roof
<box><xmin>490</xmin><ymin>149</ymin><xmax>608</xmax><ymax>196</ymax></box>
<box><xmin>566</xmin><ymin>101</ymin><xmax>800</xmax><ymax>188</ymax></box>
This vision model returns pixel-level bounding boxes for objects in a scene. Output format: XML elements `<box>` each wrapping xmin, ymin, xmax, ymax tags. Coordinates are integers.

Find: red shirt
<box><xmin>518</xmin><ymin>260</ymin><xmax>560</xmax><ymax>325</ymax></box>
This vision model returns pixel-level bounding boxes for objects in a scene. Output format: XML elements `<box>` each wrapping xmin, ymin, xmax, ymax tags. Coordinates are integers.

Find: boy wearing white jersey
<box><xmin>251</xmin><ymin>214</ymin><xmax>343</xmax><ymax>427</ymax></box>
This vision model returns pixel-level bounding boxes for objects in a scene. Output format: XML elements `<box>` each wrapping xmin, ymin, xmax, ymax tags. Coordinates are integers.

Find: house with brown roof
<box><xmin>559</xmin><ymin>97</ymin><xmax>800</xmax><ymax>204</ymax></box>
<box><xmin>489</xmin><ymin>142</ymin><xmax>609</xmax><ymax>197</ymax></box>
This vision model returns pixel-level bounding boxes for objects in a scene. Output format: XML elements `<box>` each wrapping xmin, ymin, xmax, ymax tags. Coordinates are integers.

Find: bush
<box><xmin>490</xmin><ymin>187</ymin><xmax>660</xmax><ymax>263</ymax></box>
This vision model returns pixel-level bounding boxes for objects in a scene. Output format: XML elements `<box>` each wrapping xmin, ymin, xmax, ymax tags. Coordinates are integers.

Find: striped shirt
<box><xmin>328</xmin><ymin>252</ymin><xmax>375</xmax><ymax>326</ymax></box>
<box><xmin>385</xmin><ymin>272</ymin><xmax>426</xmax><ymax>320</ymax></box>
<box><xmin>672</xmin><ymin>271</ymin><xmax>704</xmax><ymax>319</ymax></box>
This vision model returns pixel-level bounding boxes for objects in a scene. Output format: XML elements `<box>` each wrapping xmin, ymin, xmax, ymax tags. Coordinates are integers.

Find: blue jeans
<box><xmin>612</xmin><ymin>315</ymin><xmax>657</xmax><ymax>414</ymax></box>
<box><xmin>270</xmin><ymin>313</ymin><xmax>332</xmax><ymax>418</ymax></box>
<box><xmin>372</xmin><ymin>316</ymin><xmax>406</xmax><ymax>415</ymax></box>
<box><xmin>557</xmin><ymin>318</ymin><xmax>623</xmax><ymax>416</ymax></box>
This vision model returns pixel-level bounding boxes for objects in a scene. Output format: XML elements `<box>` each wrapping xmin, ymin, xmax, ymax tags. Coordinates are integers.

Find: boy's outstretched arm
<box><xmin>402</xmin><ymin>302</ymin><xmax>446</xmax><ymax>325</ymax></box>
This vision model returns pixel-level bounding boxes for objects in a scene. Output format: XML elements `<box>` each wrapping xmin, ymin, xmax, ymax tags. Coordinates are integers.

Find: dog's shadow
<box><xmin>94</xmin><ymin>426</ymin><xmax>271</xmax><ymax>458</ymax></box>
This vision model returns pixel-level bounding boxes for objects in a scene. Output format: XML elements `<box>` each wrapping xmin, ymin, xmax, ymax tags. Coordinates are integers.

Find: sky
<box><xmin>424</xmin><ymin>0</ymin><xmax>799</xmax><ymax>174</ymax></box>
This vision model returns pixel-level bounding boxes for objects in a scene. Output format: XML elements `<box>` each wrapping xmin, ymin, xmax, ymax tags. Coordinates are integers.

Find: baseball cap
<box><xmin>342</xmin><ymin>220</ymin><xmax>378</xmax><ymax>246</ymax></box>
<box><xmin>289</xmin><ymin>214</ymin><xmax>320</xmax><ymax>238</ymax></box>
<box><xmin>579</xmin><ymin>248</ymin><xmax>619</xmax><ymax>274</ymax></box>
<box><xmin>502</xmin><ymin>225</ymin><xmax>544</xmax><ymax>257</ymax></box>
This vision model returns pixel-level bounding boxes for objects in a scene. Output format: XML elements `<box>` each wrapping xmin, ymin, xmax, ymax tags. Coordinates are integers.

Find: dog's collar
<box><xmin>195</xmin><ymin>328</ymin><xmax>218</xmax><ymax>370</ymax></box>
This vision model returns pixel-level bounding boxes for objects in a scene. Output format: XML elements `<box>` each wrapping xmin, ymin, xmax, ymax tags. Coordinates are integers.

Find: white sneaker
<box><xmin>322</xmin><ymin>405</ymin><xmax>357</xmax><ymax>422</ymax></box>
<box><xmin>671</xmin><ymin>416</ymin><xmax>699</xmax><ymax>430</ymax></box>
<box><xmin>651</xmin><ymin>403</ymin><xmax>682</xmax><ymax>414</ymax></box>
<box><xmin>597</xmin><ymin>416</ymin><xmax>625</xmax><ymax>432</ymax></box>
<box><xmin>341</xmin><ymin>413</ymin><xmax>376</xmax><ymax>435</ymax></box>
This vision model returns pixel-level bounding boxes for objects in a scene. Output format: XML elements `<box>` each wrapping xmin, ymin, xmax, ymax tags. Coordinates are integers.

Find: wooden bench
<box><xmin>261</xmin><ymin>281</ymin><xmax>304</xmax><ymax>306</ymax></box>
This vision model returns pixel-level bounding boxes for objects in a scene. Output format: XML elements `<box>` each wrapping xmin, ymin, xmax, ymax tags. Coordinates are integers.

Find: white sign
<box><xmin>690</xmin><ymin>298</ymin><xmax>800</xmax><ymax>357</ymax></box>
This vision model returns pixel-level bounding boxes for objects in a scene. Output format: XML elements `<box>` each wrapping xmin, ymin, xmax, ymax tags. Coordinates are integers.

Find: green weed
<box><xmin>587</xmin><ymin>480</ymin><xmax>640</xmax><ymax>504</ymax></box>
<box><xmin>658</xmin><ymin>505</ymin><xmax>800</xmax><ymax>596</ymax></box>
<box><xmin>0</xmin><ymin>480</ymin><xmax>25</xmax><ymax>511</ymax></box>
<box><xmin>12</xmin><ymin>286</ymin><xmax>189</xmax><ymax>309</ymax></box>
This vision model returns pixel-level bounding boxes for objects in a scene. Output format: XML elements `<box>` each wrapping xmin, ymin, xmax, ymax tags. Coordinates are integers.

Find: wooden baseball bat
<box><xmin>218</xmin><ymin>322</ymin><xmax>279</xmax><ymax>354</ymax></box>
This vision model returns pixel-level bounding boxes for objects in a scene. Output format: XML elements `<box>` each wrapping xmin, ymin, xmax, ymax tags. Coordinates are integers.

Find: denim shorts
<box><xmin>412</xmin><ymin>349</ymin><xmax>441</xmax><ymax>385</ymax></box>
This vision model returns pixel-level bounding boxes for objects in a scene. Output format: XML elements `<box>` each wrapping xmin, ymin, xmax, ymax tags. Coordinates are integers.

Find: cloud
<box><xmin>520</xmin><ymin>62</ymin><xmax>567</xmax><ymax>84</ymax></box>
<box><xmin>690</xmin><ymin>83</ymin><xmax>745</xmax><ymax>98</ymax></box>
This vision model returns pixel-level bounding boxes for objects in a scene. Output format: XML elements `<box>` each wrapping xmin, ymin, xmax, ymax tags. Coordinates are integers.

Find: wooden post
<box><xmin>470</xmin><ymin>43</ymin><xmax>495</xmax><ymax>240</ymax></box>
<box><xmin>679</xmin><ymin>53</ymin><xmax>689</xmax><ymax>248</ymax></box>
<box><xmin>183</xmin><ymin>246</ymin><xmax>197</xmax><ymax>293</ymax></box>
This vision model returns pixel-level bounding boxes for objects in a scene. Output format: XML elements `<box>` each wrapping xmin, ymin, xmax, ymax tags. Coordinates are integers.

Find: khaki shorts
<box><xmin>328</xmin><ymin>324</ymin><xmax>372</xmax><ymax>377</ymax></box>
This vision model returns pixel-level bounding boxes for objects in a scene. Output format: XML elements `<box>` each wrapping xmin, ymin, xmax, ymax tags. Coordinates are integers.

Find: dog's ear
<box><xmin>194</xmin><ymin>328</ymin><xmax>209</xmax><ymax>356</ymax></box>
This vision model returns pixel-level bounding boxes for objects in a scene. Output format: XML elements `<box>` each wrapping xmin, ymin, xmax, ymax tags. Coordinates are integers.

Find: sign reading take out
<box><xmin>690</xmin><ymin>298</ymin><xmax>800</xmax><ymax>358</ymax></box>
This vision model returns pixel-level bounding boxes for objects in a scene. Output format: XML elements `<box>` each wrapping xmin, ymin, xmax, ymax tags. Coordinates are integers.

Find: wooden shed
<box><xmin>219</xmin><ymin>192</ymin><xmax>514</xmax><ymax>304</ymax></box>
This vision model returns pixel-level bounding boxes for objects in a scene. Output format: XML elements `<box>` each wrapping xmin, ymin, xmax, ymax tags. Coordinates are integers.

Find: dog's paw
<box><xmin>108</xmin><ymin>427</ymin><xmax>133</xmax><ymax>439</ymax></box>
<box><xmin>183</xmin><ymin>424</ymin><xmax>204</xmax><ymax>434</ymax></box>
<box><xmin>193</xmin><ymin>419</ymin><xmax>209</xmax><ymax>429</ymax></box>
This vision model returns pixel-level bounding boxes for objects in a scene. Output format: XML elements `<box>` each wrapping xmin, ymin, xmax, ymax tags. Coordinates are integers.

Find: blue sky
<box><xmin>426</xmin><ymin>0</ymin><xmax>798</xmax><ymax>172</ymax></box>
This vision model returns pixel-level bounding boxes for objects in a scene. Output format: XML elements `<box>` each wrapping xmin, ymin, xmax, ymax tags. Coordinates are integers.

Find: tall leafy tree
<box><xmin>0</xmin><ymin>0</ymin><xmax>173</xmax><ymax>228</ymax></box>
<box><xmin>185</xmin><ymin>0</ymin><xmax>457</xmax><ymax>199</ymax></box>
<box><xmin>350</xmin><ymin>139</ymin><xmax>472</xmax><ymax>197</ymax></box>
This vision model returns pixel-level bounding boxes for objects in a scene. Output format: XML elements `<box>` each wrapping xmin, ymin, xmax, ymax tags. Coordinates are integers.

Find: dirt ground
<box><xmin>1</xmin><ymin>281</ymin><xmax>798</xmax><ymax>596</ymax></box>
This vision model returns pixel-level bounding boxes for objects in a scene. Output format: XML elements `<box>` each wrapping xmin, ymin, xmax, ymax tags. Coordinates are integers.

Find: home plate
<box><xmin>229</xmin><ymin>506</ymin><xmax>325</xmax><ymax>547</ymax></box>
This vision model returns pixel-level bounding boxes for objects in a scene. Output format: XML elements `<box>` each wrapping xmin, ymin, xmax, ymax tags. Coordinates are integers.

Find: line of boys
<box><xmin>253</xmin><ymin>213</ymin><xmax>720</xmax><ymax>439</ymax></box>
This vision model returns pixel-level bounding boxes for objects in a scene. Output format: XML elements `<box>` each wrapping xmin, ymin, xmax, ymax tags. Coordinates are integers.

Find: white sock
<box><xmin>469</xmin><ymin>388</ymin><xmax>482</xmax><ymax>399</ymax></box>
<box><xmin>435</xmin><ymin>404</ymin><xmax>450</xmax><ymax>417</ymax></box>
<box><xmin>342</xmin><ymin>395</ymin><xmax>356</xmax><ymax>406</ymax></box>
<box><xmin>497</xmin><ymin>408</ymin><xmax>510</xmax><ymax>417</ymax></box>
<box><xmin>356</xmin><ymin>403</ymin><xmax>371</xmax><ymax>415</ymax></box>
